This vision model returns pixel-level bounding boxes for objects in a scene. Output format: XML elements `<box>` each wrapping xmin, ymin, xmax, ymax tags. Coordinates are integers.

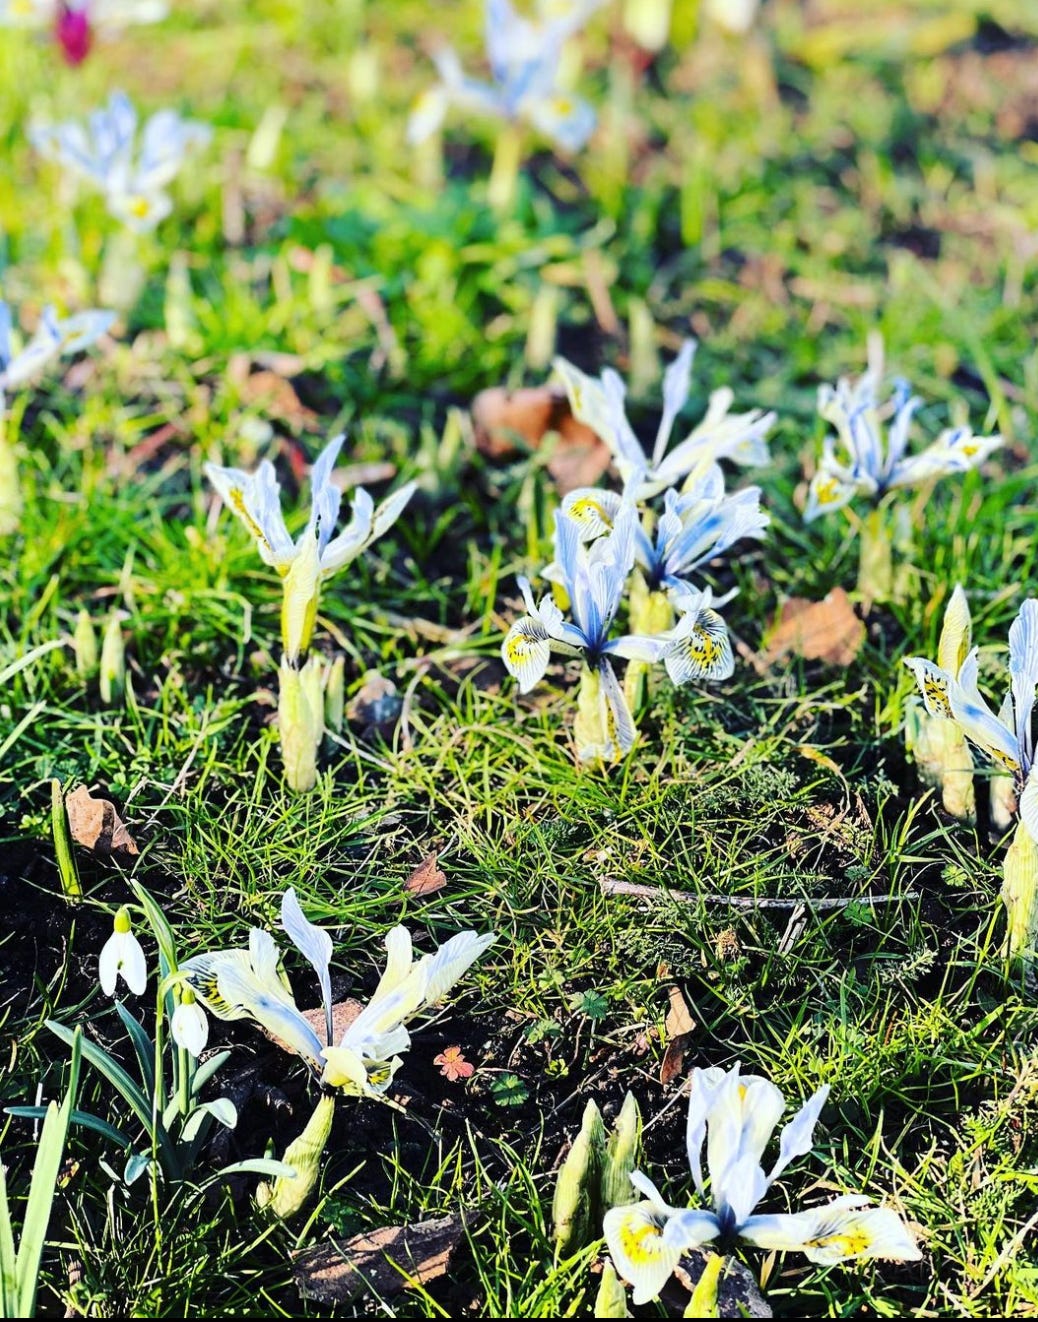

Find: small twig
<box><xmin>599</xmin><ymin>877</ymin><xmax>919</xmax><ymax>910</ymax></box>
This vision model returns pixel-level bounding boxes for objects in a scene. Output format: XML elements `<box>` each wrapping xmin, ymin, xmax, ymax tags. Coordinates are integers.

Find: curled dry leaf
<box><xmin>65</xmin><ymin>785</ymin><xmax>138</xmax><ymax>857</ymax></box>
<box><xmin>404</xmin><ymin>851</ymin><xmax>447</xmax><ymax>897</ymax></box>
<box><xmin>470</xmin><ymin>384</ymin><xmax>611</xmax><ymax>494</ymax></box>
<box><xmin>759</xmin><ymin>588</ymin><xmax>865</xmax><ymax>669</ymax></box>
<box><xmin>660</xmin><ymin>985</ymin><xmax>696</xmax><ymax>1087</ymax></box>
<box><xmin>293</xmin><ymin>1213</ymin><xmax>467</xmax><ymax>1304</ymax></box>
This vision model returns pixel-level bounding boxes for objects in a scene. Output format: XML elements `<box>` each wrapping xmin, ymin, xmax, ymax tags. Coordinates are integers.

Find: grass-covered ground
<box><xmin>3</xmin><ymin>0</ymin><xmax>1038</xmax><ymax>1315</ymax></box>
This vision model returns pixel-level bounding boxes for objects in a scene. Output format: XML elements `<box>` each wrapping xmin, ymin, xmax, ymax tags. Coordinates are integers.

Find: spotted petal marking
<box><xmin>602</xmin><ymin>1203</ymin><xmax>685</xmax><ymax>1307</ymax></box>
<box><xmin>501</xmin><ymin>616</ymin><xmax>552</xmax><ymax>693</ymax></box>
<box><xmin>903</xmin><ymin>657</ymin><xmax>954</xmax><ymax>719</ymax></box>
<box><xmin>560</xmin><ymin>487</ymin><xmax>623</xmax><ymax>540</ymax></box>
<box><xmin>665</xmin><ymin>608</ymin><xmax>734</xmax><ymax>685</ymax></box>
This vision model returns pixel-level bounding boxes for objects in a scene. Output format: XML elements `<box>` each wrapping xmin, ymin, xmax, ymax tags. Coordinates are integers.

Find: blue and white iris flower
<box><xmin>31</xmin><ymin>90</ymin><xmax>210</xmax><ymax>232</ymax></box>
<box><xmin>905</xmin><ymin>598</ymin><xmax>1038</xmax><ymax>843</ymax></box>
<box><xmin>605</xmin><ymin>1063</ymin><xmax>920</xmax><ymax>1306</ymax></box>
<box><xmin>205</xmin><ymin>434</ymin><xmax>415</xmax><ymax>664</ymax></box>
<box><xmin>553</xmin><ymin>340</ymin><xmax>775</xmax><ymax>501</ymax></box>
<box><xmin>408</xmin><ymin>0</ymin><xmax>599</xmax><ymax>153</ymax></box>
<box><xmin>805</xmin><ymin>349</ymin><xmax>1003</xmax><ymax>522</ymax></box>
<box><xmin>181</xmin><ymin>889</ymin><xmax>496</xmax><ymax>1099</ymax></box>
<box><xmin>0</xmin><ymin>299</ymin><xmax>113</xmax><ymax>397</ymax></box>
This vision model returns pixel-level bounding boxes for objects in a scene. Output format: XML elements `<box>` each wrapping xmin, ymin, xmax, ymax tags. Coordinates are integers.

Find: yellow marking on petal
<box><xmin>616</xmin><ymin>1212</ymin><xmax>667</xmax><ymax>1265</ymax></box>
<box><xmin>568</xmin><ymin>496</ymin><xmax>612</xmax><ymax>528</ymax></box>
<box><xmin>552</xmin><ymin>96</ymin><xmax>574</xmax><ymax>115</ymax></box>
<box><xmin>807</xmin><ymin>1229</ymin><xmax>873</xmax><ymax>1257</ymax></box>
<box><xmin>507</xmin><ymin>636</ymin><xmax>538</xmax><ymax>665</ymax></box>
<box><xmin>814</xmin><ymin>477</ymin><xmax>843</xmax><ymax>506</ymax></box>
<box><xmin>992</xmin><ymin>748</ymin><xmax>1022</xmax><ymax>772</ymax></box>
<box><xmin>128</xmin><ymin>196</ymin><xmax>153</xmax><ymax>219</ymax></box>
<box><xmin>226</xmin><ymin>486</ymin><xmax>269</xmax><ymax>548</ymax></box>
<box><xmin>922</xmin><ymin>675</ymin><xmax>952</xmax><ymax>717</ymax></box>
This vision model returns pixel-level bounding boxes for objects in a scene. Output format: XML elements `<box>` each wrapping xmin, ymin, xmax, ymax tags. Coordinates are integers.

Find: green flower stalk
<box><xmin>99</xmin><ymin>613</ymin><xmax>126</xmax><ymax>704</ymax></box>
<box><xmin>601</xmin><ymin>1092</ymin><xmax>642</xmax><ymax>1210</ymax></box>
<box><xmin>594</xmin><ymin>1260</ymin><xmax>632</xmax><ymax>1318</ymax></box>
<box><xmin>553</xmin><ymin>1098</ymin><xmax>605</xmax><ymax>1256</ymax></box>
<box><xmin>278</xmin><ymin>655</ymin><xmax>326</xmax><ymax>794</ymax></box>
<box><xmin>257</xmin><ymin>1091</ymin><xmax>336</xmax><ymax>1218</ymax></box>
<box><xmin>324</xmin><ymin>655</ymin><xmax>345</xmax><ymax>736</ymax></box>
<box><xmin>903</xmin><ymin>585</ymin><xmax>975</xmax><ymax>821</ymax></box>
<box><xmin>685</xmin><ymin>1253</ymin><xmax>724</xmax><ymax>1318</ymax></box>
<box><xmin>73</xmin><ymin>609</ymin><xmax>98</xmax><ymax>679</ymax></box>
<box><xmin>906</xmin><ymin>597</ymin><xmax>1038</xmax><ymax>963</ymax></box>
<box><xmin>206</xmin><ymin>434</ymin><xmax>414</xmax><ymax>791</ymax></box>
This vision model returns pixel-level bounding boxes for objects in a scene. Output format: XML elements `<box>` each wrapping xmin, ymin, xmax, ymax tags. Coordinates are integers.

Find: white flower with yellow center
<box><xmin>181</xmin><ymin>889</ymin><xmax>495</xmax><ymax>1099</ymax></box>
<box><xmin>407</xmin><ymin>0</ymin><xmax>599</xmax><ymax>152</ymax></box>
<box><xmin>30</xmin><ymin>90</ymin><xmax>209</xmax><ymax>233</ymax></box>
<box><xmin>805</xmin><ymin>342</ymin><xmax>1003</xmax><ymax>522</ymax></box>
<box><xmin>553</xmin><ymin>341</ymin><xmax>775</xmax><ymax>501</ymax></box>
<box><xmin>205</xmin><ymin>434</ymin><xmax>415</xmax><ymax>665</ymax></box>
<box><xmin>605</xmin><ymin>1062</ymin><xmax>920</xmax><ymax>1306</ymax></box>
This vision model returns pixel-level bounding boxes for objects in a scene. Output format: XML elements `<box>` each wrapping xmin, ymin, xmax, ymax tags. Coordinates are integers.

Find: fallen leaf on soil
<box><xmin>293</xmin><ymin>1214</ymin><xmax>466</xmax><ymax>1304</ymax></box>
<box><xmin>664</xmin><ymin>986</ymin><xmax>695</xmax><ymax>1038</ymax></box>
<box><xmin>298</xmin><ymin>999</ymin><xmax>364</xmax><ymax>1048</ymax></box>
<box><xmin>661</xmin><ymin>985</ymin><xmax>696</xmax><ymax>1086</ymax></box>
<box><xmin>65</xmin><ymin>786</ymin><xmax>138</xmax><ymax>857</ymax></box>
<box><xmin>404</xmin><ymin>851</ymin><xmax>447</xmax><ymax>897</ymax></box>
<box><xmin>759</xmin><ymin>589</ymin><xmax>865</xmax><ymax>668</ymax></box>
<box><xmin>470</xmin><ymin>385</ymin><xmax>611</xmax><ymax>494</ymax></box>
<box><xmin>237</xmin><ymin>369</ymin><xmax>318</xmax><ymax>429</ymax></box>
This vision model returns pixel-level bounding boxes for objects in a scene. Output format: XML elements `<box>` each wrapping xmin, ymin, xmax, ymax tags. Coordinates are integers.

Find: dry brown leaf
<box><xmin>759</xmin><ymin>589</ymin><xmax>865</xmax><ymax>668</ymax></box>
<box><xmin>299</xmin><ymin>999</ymin><xmax>364</xmax><ymax>1045</ymax></box>
<box><xmin>664</xmin><ymin>985</ymin><xmax>695</xmax><ymax>1038</ymax></box>
<box><xmin>65</xmin><ymin>786</ymin><xmax>138</xmax><ymax>857</ymax></box>
<box><xmin>404</xmin><ymin>851</ymin><xmax>447</xmax><ymax>897</ymax></box>
<box><xmin>659</xmin><ymin>1038</ymin><xmax>688</xmax><ymax>1087</ymax></box>
<box><xmin>293</xmin><ymin>1214</ymin><xmax>466</xmax><ymax>1304</ymax></box>
<box><xmin>661</xmin><ymin>985</ymin><xmax>696</xmax><ymax>1086</ymax></box>
<box><xmin>470</xmin><ymin>385</ymin><xmax>611</xmax><ymax>494</ymax></box>
<box><xmin>238</xmin><ymin>370</ymin><xmax>318</xmax><ymax>429</ymax></box>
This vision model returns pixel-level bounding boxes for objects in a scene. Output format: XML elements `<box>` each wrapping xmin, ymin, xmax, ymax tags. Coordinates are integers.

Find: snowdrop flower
<box><xmin>905</xmin><ymin>598</ymin><xmax>1038</xmax><ymax>841</ymax></box>
<box><xmin>170</xmin><ymin>987</ymin><xmax>208</xmax><ymax>1057</ymax></box>
<box><xmin>804</xmin><ymin>346</ymin><xmax>1003</xmax><ymax>522</ymax></box>
<box><xmin>98</xmin><ymin>906</ymin><xmax>147</xmax><ymax>997</ymax></box>
<box><xmin>503</xmin><ymin>507</ymin><xmax>661</xmax><ymax>759</ymax></box>
<box><xmin>181</xmin><ymin>888</ymin><xmax>496</xmax><ymax>1098</ymax></box>
<box><xmin>30</xmin><ymin>90</ymin><xmax>210</xmax><ymax>232</ymax></box>
<box><xmin>605</xmin><ymin>1062</ymin><xmax>920</xmax><ymax>1306</ymax></box>
<box><xmin>0</xmin><ymin>300</ymin><xmax>113</xmax><ymax>394</ymax></box>
<box><xmin>554</xmin><ymin>341</ymin><xmax>775</xmax><ymax>501</ymax></box>
<box><xmin>205</xmin><ymin>433</ymin><xmax>416</xmax><ymax>665</ymax></box>
<box><xmin>407</xmin><ymin>0</ymin><xmax>599</xmax><ymax>153</ymax></box>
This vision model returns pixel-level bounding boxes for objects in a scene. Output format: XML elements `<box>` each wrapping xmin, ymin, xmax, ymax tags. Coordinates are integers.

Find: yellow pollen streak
<box><xmin>618</xmin><ymin>1217</ymin><xmax>665</xmax><ymax>1264</ymax></box>
<box><xmin>809</xmin><ymin>1230</ymin><xmax>872</xmax><ymax>1256</ymax></box>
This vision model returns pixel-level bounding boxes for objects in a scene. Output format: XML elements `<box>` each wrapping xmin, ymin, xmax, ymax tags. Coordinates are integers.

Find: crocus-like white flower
<box><xmin>407</xmin><ymin>0</ymin><xmax>599</xmax><ymax>152</ymax></box>
<box><xmin>170</xmin><ymin>987</ymin><xmax>208</xmax><ymax>1056</ymax></box>
<box><xmin>905</xmin><ymin>598</ymin><xmax>1038</xmax><ymax>842</ymax></box>
<box><xmin>502</xmin><ymin>507</ymin><xmax>666</xmax><ymax>757</ymax></box>
<box><xmin>554</xmin><ymin>341</ymin><xmax>775</xmax><ymax>500</ymax></box>
<box><xmin>605</xmin><ymin>1063</ymin><xmax>921</xmax><ymax>1306</ymax></box>
<box><xmin>804</xmin><ymin>347</ymin><xmax>1003</xmax><ymax>522</ymax></box>
<box><xmin>30</xmin><ymin>90</ymin><xmax>210</xmax><ymax>232</ymax></box>
<box><xmin>205</xmin><ymin>434</ymin><xmax>416</xmax><ymax>664</ymax></box>
<box><xmin>0</xmin><ymin>300</ymin><xmax>114</xmax><ymax>394</ymax></box>
<box><xmin>562</xmin><ymin>462</ymin><xmax>768</xmax><ymax>599</ymax></box>
<box><xmin>181</xmin><ymin>889</ymin><xmax>496</xmax><ymax>1099</ymax></box>
<box><xmin>98</xmin><ymin>905</ymin><xmax>147</xmax><ymax>997</ymax></box>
